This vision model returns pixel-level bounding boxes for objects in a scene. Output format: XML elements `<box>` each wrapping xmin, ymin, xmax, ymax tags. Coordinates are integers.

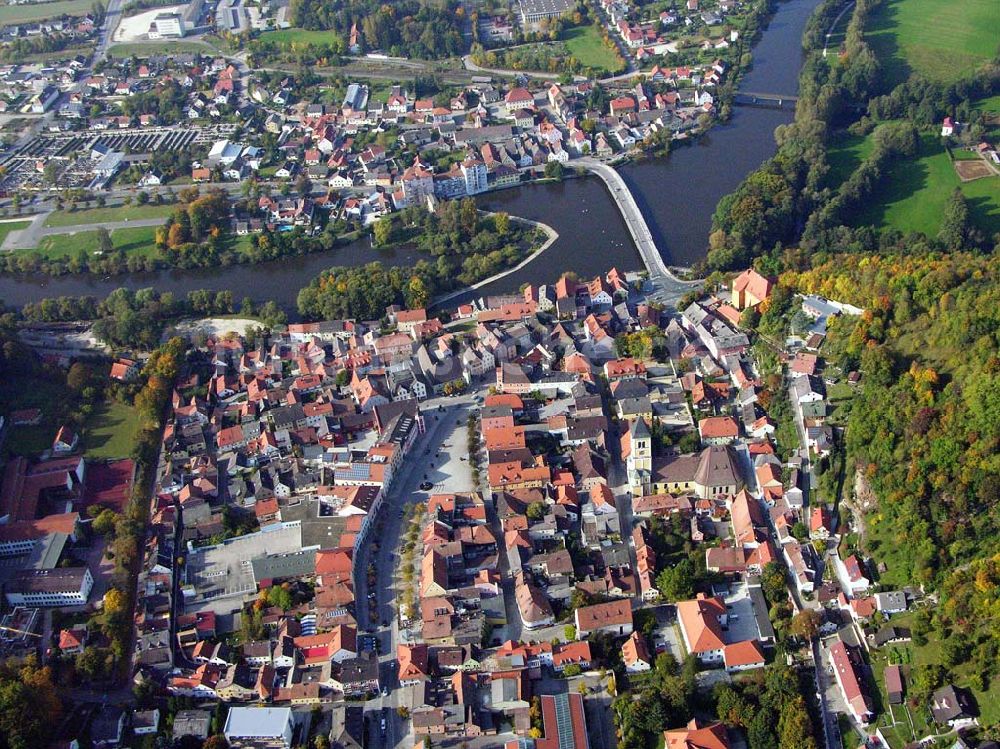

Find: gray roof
<box><xmin>224</xmin><ymin>707</ymin><xmax>293</xmax><ymax>739</ymax></box>
<box><xmin>694</xmin><ymin>445</ymin><xmax>741</xmax><ymax>489</ymax></box>
<box><xmin>173</xmin><ymin>710</ymin><xmax>212</xmax><ymax>740</ymax></box>
<box><xmin>251</xmin><ymin>549</ymin><xmax>318</xmax><ymax>584</ymax></box>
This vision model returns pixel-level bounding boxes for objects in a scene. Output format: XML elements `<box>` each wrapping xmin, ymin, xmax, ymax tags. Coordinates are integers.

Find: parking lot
<box><xmin>414</xmin><ymin>407</ymin><xmax>475</xmax><ymax>494</ymax></box>
<box><xmin>721</xmin><ymin>586</ymin><xmax>759</xmax><ymax>644</ymax></box>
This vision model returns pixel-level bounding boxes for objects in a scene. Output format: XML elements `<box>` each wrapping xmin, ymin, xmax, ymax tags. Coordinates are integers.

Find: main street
<box><xmin>352</xmin><ymin>392</ymin><xmax>477</xmax><ymax>749</ymax></box>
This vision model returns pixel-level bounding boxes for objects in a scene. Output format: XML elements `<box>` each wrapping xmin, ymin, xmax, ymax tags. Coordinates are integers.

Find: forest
<box><xmin>781</xmin><ymin>249</ymin><xmax>1000</xmax><ymax>686</ymax></box>
<box><xmin>21</xmin><ymin>287</ymin><xmax>286</xmax><ymax>350</ymax></box>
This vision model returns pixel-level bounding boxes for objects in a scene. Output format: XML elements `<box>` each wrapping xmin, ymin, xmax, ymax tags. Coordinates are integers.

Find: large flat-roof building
<box><xmin>224</xmin><ymin>706</ymin><xmax>295</xmax><ymax>748</ymax></box>
<box><xmin>518</xmin><ymin>0</ymin><xmax>574</xmax><ymax>26</ymax></box>
<box><xmin>5</xmin><ymin>566</ymin><xmax>93</xmax><ymax>607</ymax></box>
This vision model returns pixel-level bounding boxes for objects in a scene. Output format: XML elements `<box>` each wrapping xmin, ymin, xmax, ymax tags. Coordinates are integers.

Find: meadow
<box><xmin>866</xmin><ymin>0</ymin><xmax>1000</xmax><ymax>86</ymax></box>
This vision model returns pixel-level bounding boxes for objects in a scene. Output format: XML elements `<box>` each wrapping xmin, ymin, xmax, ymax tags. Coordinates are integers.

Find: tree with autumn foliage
<box><xmin>0</xmin><ymin>657</ymin><xmax>62</xmax><ymax>749</ymax></box>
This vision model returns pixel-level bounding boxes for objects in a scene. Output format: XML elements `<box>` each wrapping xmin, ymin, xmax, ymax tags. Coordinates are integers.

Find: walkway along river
<box><xmin>0</xmin><ymin>0</ymin><xmax>822</xmax><ymax>312</ymax></box>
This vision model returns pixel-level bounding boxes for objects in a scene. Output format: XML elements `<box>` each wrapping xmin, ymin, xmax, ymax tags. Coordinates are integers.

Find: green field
<box><xmin>825</xmin><ymin>131</ymin><xmax>876</xmax><ymax>188</ymax></box>
<box><xmin>974</xmin><ymin>94</ymin><xmax>1000</xmax><ymax>115</ymax></box>
<box><xmin>43</xmin><ymin>204</ymin><xmax>173</xmax><ymax>228</ymax></box>
<box><xmin>852</xmin><ymin>133</ymin><xmax>1000</xmax><ymax>237</ymax></box>
<box><xmin>84</xmin><ymin>400</ymin><xmax>143</xmax><ymax>459</ymax></box>
<box><xmin>0</xmin><ymin>377</ymin><xmax>72</xmax><ymax>457</ymax></box>
<box><xmin>827</xmin><ymin>127</ymin><xmax>1000</xmax><ymax>237</ymax></box>
<box><xmin>866</xmin><ymin>0</ymin><xmax>1000</xmax><ymax>86</ymax></box>
<box><xmin>261</xmin><ymin>28</ymin><xmax>341</xmax><ymax>46</ymax></box>
<box><xmin>33</xmin><ymin>225</ymin><xmax>159</xmax><ymax>260</ymax></box>
<box><xmin>561</xmin><ymin>25</ymin><xmax>624</xmax><ymax>73</ymax></box>
<box><xmin>0</xmin><ymin>0</ymin><xmax>94</xmax><ymax>24</ymax></box>
<box><xmin>0</xmin><ymin>220</ymin><xmax>30</xmax><ymax>246</ymax></box>
<box><xmin>107</xmin><ymin>41</ymin><xmax>210</xmax><ymax>57</ymax></box>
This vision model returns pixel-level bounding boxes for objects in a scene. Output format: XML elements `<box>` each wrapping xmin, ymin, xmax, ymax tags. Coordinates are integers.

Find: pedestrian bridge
<box><xmin>576</xmin><ymin>158</ymin><xmax>702</xmax><ymax>301</ymax></box>
<box><xmin>733</xmin><ymin>92</ymin><xmax>799</xmax><ymax>109</ymax></box>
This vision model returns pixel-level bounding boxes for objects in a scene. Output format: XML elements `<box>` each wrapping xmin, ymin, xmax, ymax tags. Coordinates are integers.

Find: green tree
<box><xmin>265</xmin><ymin>585</ymin><xmax>293</xmax><ymax>610</ymax></box>
<box><xmin>778</xmin><ymin>697</ymin><xmax>816</xmax><ymax>749</ymax></box>
<box><xmin>373</xmin><ymin>216</ymin><xmax>393</xmax><ymax>246</ymax></box>
<box><xmin>494</xmin><ymin>212</ymin><xmax>510</xmax><ymax>236</ymax></box>
<box><xmin>96</xmin><ymin>226</ymin><xmax>114</xmax><ymax>254</ymax></box>
<box><xmin>789</xmin><ymin>609</ymin><xmax>821</xmax><ymax>641</ymax></box>
<box><xmin>714</xmin><ymin>684</ymin><xmax>753</xmax><ymax>727</ymax></box>
<box><xmin>93</xmin><ymin>509</ymin><xmax>118</xmax><ymax>536</ymax></box>
<box><xmin>938</xmin><ymin>188</ymin><xmax>969</xmax><ymax>251</ymax></box>
<box><xmin>655</xmin><ymin>558</ymin><xmax>696</xmax><ymax>601</ymax></box>
<box><xmin>747</xmin><ymin>709</ymin><xmax>777</xmax><ymax>749</ymax></box>
<box><xmin>761</xmin><ymin>561</ymin><xmax>788</xmax><ymax>605</ymax></box>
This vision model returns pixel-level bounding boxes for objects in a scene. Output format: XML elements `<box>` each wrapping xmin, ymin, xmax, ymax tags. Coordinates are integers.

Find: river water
<box><xmin>0</xmin><ymin>0</ymin><xmax>819</xmax><ymax>311</ymax></box>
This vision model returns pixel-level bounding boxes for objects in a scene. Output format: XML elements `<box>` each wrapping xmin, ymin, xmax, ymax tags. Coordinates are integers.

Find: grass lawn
<box><xmin>949</xmin><ymin>148</ymin><xmax>981</xmax><ymax>160</ymax></box>
<box><xmin>975</xmin><ymin>94</ymin><xmax>1000</xmax><ymax>114</ymax></box>
<box><xmin>261</xmin><ymin>28</ymin><xmax>340</xmax><ymax>46</ymax></box>
<box><xmin>825</xmin><ymin>381</ymin><xmax>855</xmax><ymax>425</ymax></box>
<box><xmin>975</xmin><ymin>675</ymin><xmax>1000</xmax><ymax>728</ymax></box>
<box><xmin>0</xmin><ymin>376</ymin><xmax>73</xmax><ymax>457</ymax></box>
<box><xmin>0</xmin><ymin>220</ymin><xmax>30</xmax><ymax>245</ymax></box>
<box><xmin>850</xmin><ymin>132</ymin><xmax>1000</xmax><ymax>237</ymax></box>
<box><xmin>108</xmin><ymin>41</ymin><xmax>209</xmax><ymax>57</ymax></box>
<box><xmin>562</xmin><ymin>25</ymin><xmax>624</xmax><ymax>73</ymax></box>
<box><xmin>825</xmin><ymin>130</ymin><xmax>877</xmax><ymax>188</ymax></box>
<box><xmin>0</xmin><ymin>0</ymin><xmax>94</xmax><ymax>23</ymax></box>
<box><xmin>866</xmin><ymin>0</ymin><xmax>1000</xmax><ymax>86</ymax></box>
<box><xmin>33</xmin><ymin>225</ymin><xmax>159</xmax><ymax>260</ymax></box>
<box><xmin>43</xmin><ymin>203</ymin><xmax>174</xmax><ymax>228</ymax></box>
<box><xmin>83</xmin><ymin>400</ymin><xmax>142</xmax><ymax>459</ymax></box>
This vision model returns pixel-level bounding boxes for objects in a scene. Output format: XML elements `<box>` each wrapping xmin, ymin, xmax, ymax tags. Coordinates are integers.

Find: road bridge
<box><xmin>576</xmin><ymin>158</ymin><xmax>703</xmax><ymax>303</ymax></box>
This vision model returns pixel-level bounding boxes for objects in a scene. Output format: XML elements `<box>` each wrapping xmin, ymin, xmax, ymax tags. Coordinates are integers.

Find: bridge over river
<box><xmin>576</xmin><ymin>158</ymin><xmax>703</xmax><ymax>304</ymax></box>
<box><xmin>733</xmin><ymin>92</ymin><xmax>800</xmax><ymax>108</ymax></box>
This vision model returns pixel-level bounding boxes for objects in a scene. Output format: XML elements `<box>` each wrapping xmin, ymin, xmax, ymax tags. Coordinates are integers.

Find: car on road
<box><xmin>419</xmin><ymin>481</ymin><xmax>433</xmax><ymax>491</ymax></box>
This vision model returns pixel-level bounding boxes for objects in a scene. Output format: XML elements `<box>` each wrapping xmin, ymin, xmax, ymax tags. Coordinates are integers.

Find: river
<box><xmin>0</xmin><ymin>0</ymin><xmax>820</xmax><ymax>311</ymax></box>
